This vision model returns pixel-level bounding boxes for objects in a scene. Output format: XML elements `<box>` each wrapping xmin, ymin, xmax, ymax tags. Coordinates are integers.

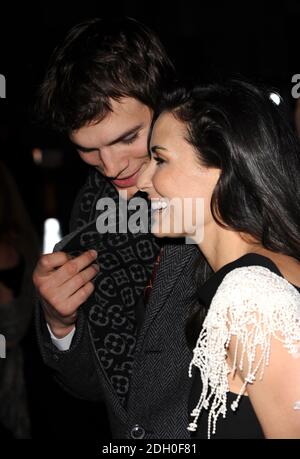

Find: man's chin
<box><xmin>94</xmin><ymin>169</ymin><xmax>137</xmax><ymax>198</ymax></box>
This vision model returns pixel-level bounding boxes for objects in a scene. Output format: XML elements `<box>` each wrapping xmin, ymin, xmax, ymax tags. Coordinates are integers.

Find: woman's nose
<box><xmin>136</xmin><ymin>161</ymin><xmax>154</xmax><ymax>192</ymax></box>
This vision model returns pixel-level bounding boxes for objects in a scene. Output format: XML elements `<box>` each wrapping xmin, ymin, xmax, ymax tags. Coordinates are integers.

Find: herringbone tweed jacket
<box><xmin>36</xmin><ymin>170</ymin><xmax>208</xmax><ymax>439</ymax></box>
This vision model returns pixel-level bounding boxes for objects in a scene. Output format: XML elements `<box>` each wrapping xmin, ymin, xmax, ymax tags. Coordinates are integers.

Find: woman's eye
<box><xmin>153</xmin><ymin>156</ymin><xmax>165</xmax><ymax>166</ymax></box>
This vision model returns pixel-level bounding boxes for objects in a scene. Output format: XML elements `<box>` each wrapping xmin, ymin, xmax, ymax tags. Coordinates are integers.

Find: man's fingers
<box><xmin>41</xmin><ymin>280</ymin><xmax>95</xmax><ymax>322</ymax></box>
<box><xmin>63</xmin><ymin>281</ymin><xmax>95</xmax><ymax>315</ymax></box>
<box><xmin>34</xmin><ymin>251</ymin><xmax>73</xmax><ymax>278</ymax></box>
<box><xmin>48</xmin><ymin>264</ymin><xmax>99</xmax><ymax>306</ymax></box>
<box><xmin>35</xmin><ymin>249</ymin><xmax>99</xmax><ymax>321</ymax></box>
<box><xmin>46</xmin><ymin>250</ymin><xmax>98</xmax><ymax>289</ymax></box>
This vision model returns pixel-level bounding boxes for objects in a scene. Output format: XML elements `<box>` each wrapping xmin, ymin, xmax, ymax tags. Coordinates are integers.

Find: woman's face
<box><xmin>137</xmin><ymin>111</ymin><xmax>220</xmax><ymax>242</ymax></box>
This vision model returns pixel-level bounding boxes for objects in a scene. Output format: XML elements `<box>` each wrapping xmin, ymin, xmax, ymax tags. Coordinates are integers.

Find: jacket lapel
<box><xmin>140</xmin><ymin>242</ymin><xmax>198</xmax><ymax>332</ymax></box>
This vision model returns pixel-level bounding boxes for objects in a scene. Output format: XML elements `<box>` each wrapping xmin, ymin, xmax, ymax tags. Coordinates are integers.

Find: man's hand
<box><xmin>33</xmin><ymin>250</ymin><xmax>99</xmax><ymax>338</ymax></box>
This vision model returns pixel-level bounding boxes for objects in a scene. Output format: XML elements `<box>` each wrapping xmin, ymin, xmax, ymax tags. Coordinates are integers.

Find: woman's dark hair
<box><xmin>36</xmin><ymin>17</ymin><xmax>175</xmax><ymax>132</ymax></box>
<box><xmin>158</xmin><ymin>80</ymin><xmax>300</xmax><ymax>346</ymax></box>
<box><xmin>160</xmin><ymin>79</ymin><xmax>300</xmax><ymax>261</ymax></box>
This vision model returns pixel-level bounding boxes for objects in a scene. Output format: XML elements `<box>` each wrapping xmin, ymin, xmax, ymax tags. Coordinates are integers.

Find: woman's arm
<box><xmin>189</xmin><ymin>265</ymin><xmax>300</xmax><ymax>439</ymax></box>
<box><xmin>225</xmin><ymin>267</ymin><xmax>300</xmax><ymax>438</ymax></box>
<box><xmin>229</xmin><ymin>329</ymin><xmax>300</xmax><ymax>438</ymax></box>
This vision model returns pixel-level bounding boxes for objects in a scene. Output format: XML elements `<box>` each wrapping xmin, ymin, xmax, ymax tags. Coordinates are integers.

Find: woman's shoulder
<box><xmin>207</xmin><ymin>264</ymin><xmax>300</xmax><ymax>354</ymax></box>
<box><xmin>218</xmin><ymin>264</ymin><xmax>300</xmax><ymax>299</ymax></box>
<box><xmin>211</xmin><ymin>265</ymin><xmax>300</xmax><ymax>325</ymax></box>
<box><xmin>212</xmin><ymin>251</ymin><xmax>300</xmax><ymax>303</ymax></box>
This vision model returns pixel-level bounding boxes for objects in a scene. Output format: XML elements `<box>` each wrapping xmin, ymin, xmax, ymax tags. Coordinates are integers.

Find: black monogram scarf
<box><xmin>55</xmin><ymin>169</ymin><xmax>161</xmax><ymax>406</ymax></box>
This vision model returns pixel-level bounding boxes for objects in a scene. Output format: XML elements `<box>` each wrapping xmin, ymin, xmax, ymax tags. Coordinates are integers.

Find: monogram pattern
<box><xmin>57</xmin><ymin>170</ymin><xmax>160</xmax><ymax>406</ymax></box>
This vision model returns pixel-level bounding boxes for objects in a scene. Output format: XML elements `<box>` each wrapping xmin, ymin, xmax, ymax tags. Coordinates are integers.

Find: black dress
<box><xmin>189</xmin><ymin>253</ymin><xmax>300</xmax><ymax>439</ymax></box>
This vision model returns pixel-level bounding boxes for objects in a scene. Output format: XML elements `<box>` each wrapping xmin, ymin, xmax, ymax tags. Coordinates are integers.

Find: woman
<box><xmin>137</xmin><ymin>80</ymin><xmax>300</xmax><ymax>439</ymax></box>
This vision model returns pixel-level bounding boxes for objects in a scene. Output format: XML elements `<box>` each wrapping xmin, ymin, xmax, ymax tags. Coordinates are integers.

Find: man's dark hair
<box><xmin>37</xmin><ymin>17</ymin><xmax>175</xmax><ymax>133</ymax></box>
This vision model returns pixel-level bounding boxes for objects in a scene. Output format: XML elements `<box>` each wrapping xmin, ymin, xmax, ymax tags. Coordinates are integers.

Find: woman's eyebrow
<box><xmin>150</xmin><ymin>145</ymin><xmax>168</xmax><ymax>154</ymax></box>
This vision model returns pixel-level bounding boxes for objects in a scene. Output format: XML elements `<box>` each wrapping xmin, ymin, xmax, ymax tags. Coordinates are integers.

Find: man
<box><xmin>33</xmin><ymin>17</ymin><xmax>209</xmax><ymax>439</ymax></box>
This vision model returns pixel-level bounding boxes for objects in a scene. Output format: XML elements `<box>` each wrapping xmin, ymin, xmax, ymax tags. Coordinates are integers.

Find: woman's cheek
<box><xmin>156</xmin><ymin>172</ymin><xmax>176</xmax><ymax>199</ymax></box>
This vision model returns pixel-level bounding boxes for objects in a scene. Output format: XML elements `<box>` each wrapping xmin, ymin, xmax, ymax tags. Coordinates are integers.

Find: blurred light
<box><xmin>32</xmin><ymin>147</ymin><xmax>43</xmax><ymax>165</ymax></box>
<box><xmin>32</xmin><ymin>148</ymin><xmax>64</xmax><ymax>168</ymax></box>
<box><xmin>0</xmin><ymin>73</ymin><xmax>6</xmax><ymax>99</ymax></box>
<box><xmin>43</xmin><ymin>218</ymin><xmax>62</xmax><ymax>254</ymax></box>
<box><xmin>269</xmin><ymin>92</ymin><xmax>281</xmax><ymax>105</ymax></box>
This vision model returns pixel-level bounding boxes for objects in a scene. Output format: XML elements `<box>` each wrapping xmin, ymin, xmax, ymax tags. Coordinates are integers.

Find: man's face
<box><xmin>70</xmin><ymin>97</ymin><xmax>153</xmax><ymax>199</ymax></box>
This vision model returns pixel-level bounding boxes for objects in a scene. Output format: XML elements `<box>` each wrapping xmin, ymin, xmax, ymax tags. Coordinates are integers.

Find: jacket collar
<box><xmin>141</xmin><ymin>241</ymin><xmax>199</xmax><ymax>329</ymax></box>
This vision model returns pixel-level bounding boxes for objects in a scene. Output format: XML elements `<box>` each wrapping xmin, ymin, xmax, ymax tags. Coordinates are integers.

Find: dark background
<box><xmin>0</xmin><ymin>0</ymin><xmax>299</xmax><ymax>440</ymax></box>
<box><xmin>0</xmin><ymin>0</ymin><xmax>299</xmax><ymax>238</ymax></box>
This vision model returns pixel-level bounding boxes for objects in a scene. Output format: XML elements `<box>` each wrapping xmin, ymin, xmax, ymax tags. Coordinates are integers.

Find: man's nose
<box><xmin>101</xmin><ymin>150</ymin><xmax>127</xmax><ymax>178</ymax></box>
<box><xmin>136</xmin><ymin>160</ymin><xmax>155</xmax><ymax>192</ymax></box>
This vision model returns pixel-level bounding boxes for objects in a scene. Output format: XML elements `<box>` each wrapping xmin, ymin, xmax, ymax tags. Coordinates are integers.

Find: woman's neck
<box><xmin>197</xmin><ymin>224</ymin><xmax>300</xmax><ymax>288</ymax></box>
<box><xmin>197</xmin><ymin>223</ymin><xmax>255</xmax><ymax>272</ymax></box>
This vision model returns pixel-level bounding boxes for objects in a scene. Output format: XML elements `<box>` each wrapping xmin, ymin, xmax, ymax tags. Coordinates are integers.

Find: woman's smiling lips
<box><xmin>151</xmin><ymin>199</ymin><xmax>168</xmax><ymax>212</ymax></box>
